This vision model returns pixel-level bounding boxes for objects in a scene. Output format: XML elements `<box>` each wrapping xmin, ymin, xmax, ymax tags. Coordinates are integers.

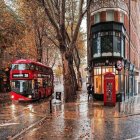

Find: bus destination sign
<box><xmin>12</xmin><ymin>74</ymin><xmax>29</xmax><ymax>78</ymax></box>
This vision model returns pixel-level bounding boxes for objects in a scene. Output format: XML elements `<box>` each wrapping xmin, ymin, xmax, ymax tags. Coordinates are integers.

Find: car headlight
<box><xmin>28</xmin><ymin>95</ymin><xmax>32</xmax><ymax>98</ymax></box>
<box><xmin>11</xmin><ymin>95</ymin><xmax>14</xmax><ymax>99</ymax></box>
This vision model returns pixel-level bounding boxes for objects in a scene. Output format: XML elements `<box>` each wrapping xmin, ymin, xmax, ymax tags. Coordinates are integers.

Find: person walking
<box><xmin>87</xmin><ymin>84</ymin><xmax>93</xmax><ymax>101</ymax></box>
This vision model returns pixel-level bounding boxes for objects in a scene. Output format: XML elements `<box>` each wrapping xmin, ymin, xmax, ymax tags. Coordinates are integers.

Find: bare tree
<box><xmin>37</xmin><ymin>0</ymin><xmax>91</xmax><ymax>102</ymax></box>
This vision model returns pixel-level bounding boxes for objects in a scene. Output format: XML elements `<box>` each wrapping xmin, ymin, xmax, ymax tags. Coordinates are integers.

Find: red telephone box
<box><xmin>104</xmin><ymin>72</ymin><xmax>116</xmax><ymax>106</ymax></box>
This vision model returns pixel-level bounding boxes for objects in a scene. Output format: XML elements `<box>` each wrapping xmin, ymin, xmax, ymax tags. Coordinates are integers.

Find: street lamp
<box><xmin>128</xmin><ymin>0</ymin><xmax>131</xmax><ymax>99</ymax></box>
<box><xmin>129</xmin><ymin>0</ymin><xmax>131</xmax><ymax>62</ymax></box>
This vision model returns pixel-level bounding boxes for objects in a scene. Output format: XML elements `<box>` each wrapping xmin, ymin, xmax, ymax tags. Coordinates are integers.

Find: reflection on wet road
<box><xmin>0</xmin><ymin>83</ymin><xmax>140</xmax><ymax>140</ymax></box>
<box><xmin>17</xmin><ymin>92</ymin><xmax>140</xmax><ymax>140</ymax></box>
<box><xmin>0</xmin><ymin>99</ymin><xmax>51</xmax><ymax>140</ymax></box>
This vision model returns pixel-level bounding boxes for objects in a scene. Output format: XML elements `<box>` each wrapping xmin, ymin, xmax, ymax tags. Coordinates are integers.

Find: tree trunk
<box><xmin>37</xmin><ymin>47</ymin><xmax>43</xmax><ymax>62</ymax></box>
<box><xmin>73</xmin><ymin>47</ymin><xmax>82</xmax><ymax>90</ymax></box>
<box><xmin>61</xmin><ymin>51</ymin><xmax>77</xmax><ymax>102</ymax></box>
<box><xmin>77</xmin><ymin>69</ymin><xmax>82</xmax><ymax>90</ymax></box>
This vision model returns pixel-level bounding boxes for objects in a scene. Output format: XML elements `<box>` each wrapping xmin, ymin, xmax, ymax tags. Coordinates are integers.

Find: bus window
<box><xmin>39</xmin><ymin>66</ymin><xmax>42</xmax><ymax>72</ymax></box>
<box><xmin>47</xmin><ymin>77</ymin><xmax>52</xmax><ymax>86</ymax></box>
<box><xmin>11</xmin><ymin>80</ymin><xmax>32</xmax><ymax>94</ymax></box>
<box><xmin>35</xmin><ymin>65</ymin><xmax>39</xmax><ymax>71</ymax></box>
<box><xmin>12</xmin><ymin>64</ymin><xmax>18</xmax><ymax>70</ymax></box>
<box><xmin>38</xmin><ymin>78</ymin><xmax>43</xmax><ymax>87</ymax></box>
<box><xmin>12</xmin><ymin>64</ymin><xmax>30</xmax><ymax>70</ymax></box>
<box><xmin>43</xmin><ymin>80</ymin><xmax>47</xmax><ymax>88</ymax></box>
<box><xmin>30</xmin><ymin>64</ymin><xmax>35</xmax><ymax>70</ymax></box>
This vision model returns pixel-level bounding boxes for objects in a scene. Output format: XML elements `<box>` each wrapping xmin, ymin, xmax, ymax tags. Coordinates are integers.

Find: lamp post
<box><xmin>129</xmin><ymin>0</ymin><xmax>131</xmax><ymax>61</ymax></box>
<box><xmin>128</xmin><ymin>0</ymin><xmax>131</xmax><ymax>99</ymax></box>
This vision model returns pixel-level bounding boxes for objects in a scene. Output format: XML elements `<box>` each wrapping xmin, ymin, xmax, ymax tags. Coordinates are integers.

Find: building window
<box><xmin>121</xmin><ymin>37</ymin><xmax>125</xmax><ymax>57</ymax></box>
<box><xmin>93</xmin><ymin>36</ymin><xmax>101</xmax><ymax>57</ymax></box>
<box><xmin>92</xmin><ymin>31</ymin><xmax>125</xmax><ymax>58</ymax></box>
<box><xmin>101</xmin><ymin>35</ymin><xmax>113</xmax><ymax>56</ymax></box>
<box><xmin>113</xmin><ymin>36</ymin><xmax>121</xmax><ymax>56</ymax></box>
<box><xmin>106</xmin><ymin>11</ymin><xmax>114</xmax><ymax>21</ymax></box>
<box><xmin>120</xmin><ymin>12</ymin><xmax>124</xmax><ymax>23</ymax></box>
<box><xmin>94</xmin><ymin>13</ymin><xmax>100</xmax><ymax>24</ymax></box>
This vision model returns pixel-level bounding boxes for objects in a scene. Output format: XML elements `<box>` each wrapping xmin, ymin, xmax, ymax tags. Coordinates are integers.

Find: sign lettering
<box><xmin>12</xmin><ymin>74</ymin><xmax>29</xmax><ymax>78</ymax></box>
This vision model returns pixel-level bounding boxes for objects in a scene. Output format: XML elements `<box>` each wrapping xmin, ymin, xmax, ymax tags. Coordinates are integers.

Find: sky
<box><xmin>81</xmin><ymin>16</ymin><xmax>87</xmax><ymax>33</ymax></box>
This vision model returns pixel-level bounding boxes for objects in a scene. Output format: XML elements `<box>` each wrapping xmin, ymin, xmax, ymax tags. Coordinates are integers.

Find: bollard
<box><xmin>118</xmin><ymin>101</ymin><xmax>121</xmax><ymax>112</ymax></box>
<box><xmin>50</xmin><ymin>99</ymin><xmax>52</xmax><ymax>113</ymax></box>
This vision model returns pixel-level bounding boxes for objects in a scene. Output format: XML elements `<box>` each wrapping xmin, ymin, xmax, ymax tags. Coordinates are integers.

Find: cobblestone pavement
<box><xmin>16</xmin><ymin>86</ymin><xmax>140</xmax><ymax>140</ymax></box>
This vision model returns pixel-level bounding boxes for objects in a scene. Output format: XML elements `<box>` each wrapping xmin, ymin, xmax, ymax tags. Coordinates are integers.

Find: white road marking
<box><xmin>0</xmin><ymin>122</ymin><xmax>19</xmax><ymax>127</ymax></box>
<box><xmin>126</xmin><ymin>135</ymin><xmax>140</xmax><ymax>140</ymax></box>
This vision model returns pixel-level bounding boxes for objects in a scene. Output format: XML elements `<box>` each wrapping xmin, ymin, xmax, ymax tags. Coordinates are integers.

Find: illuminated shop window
<box><xmin>102</xmin><ymin>67</ymin><xmax>105</xmax><ymax>74</ymax></box>
<box><xmin>94</xmin><ymin>76</ymin><xmax>102</xmax><ymax>93</ymax></box>
<box><xmin>93</xmin><ymin>66</ymin><xmax>119</xmax><ymax>94</ymax></box>
<box><xmin>106</xmin><ymin>67</ymin><xmax>113</xmax><ymax>73</ymax></box>
<box><xmin>115</xmin><ymin>75</ymin><xmax>119</xmax><ymax>93</ymax></box>
<box><xmin>102</xmin><ymin>75</ymin><xmax>104</xmax><ymax>93</ymax></box>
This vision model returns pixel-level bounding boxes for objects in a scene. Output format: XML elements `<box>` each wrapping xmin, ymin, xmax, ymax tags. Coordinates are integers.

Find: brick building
<box><xmin>87</xmin><ymin>0</ymin><xmax>140</xmax><ymax>101</ymax></box>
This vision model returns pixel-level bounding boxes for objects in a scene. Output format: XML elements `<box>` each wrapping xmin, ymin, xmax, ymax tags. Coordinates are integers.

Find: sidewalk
<box><xmin>0</xmin><ymin>92</ymin><xmax>11</xmax><ymax>106</ymax></box>
<box><xmin>120</xmin><ymin>95</ymin><xmax>140</xmax><ymax>116</ymax></box>
<box><xmin>17</xmin><ymin>90</ymin><xmax>140</xmax><ymax>140</ymax></box>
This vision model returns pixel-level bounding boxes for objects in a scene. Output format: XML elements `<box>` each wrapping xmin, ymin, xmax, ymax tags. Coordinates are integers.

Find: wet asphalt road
<box><xmin>0</xmin><ymin>83</ymin><xmax>140</xmax><ymax>140</ymax></box>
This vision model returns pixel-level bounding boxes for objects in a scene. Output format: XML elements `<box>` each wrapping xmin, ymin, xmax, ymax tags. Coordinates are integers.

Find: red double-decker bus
<box><xmin>10</xmin><ymin>59</ymin><xmax>54</xmax><ymax>101</ymax></box>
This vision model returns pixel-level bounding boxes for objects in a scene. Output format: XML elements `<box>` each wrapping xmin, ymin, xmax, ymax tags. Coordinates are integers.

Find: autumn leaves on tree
<box><xmin>0</xmin><ymin>0</ymin><xmax>90</xmax><ymax>102</ymax></box>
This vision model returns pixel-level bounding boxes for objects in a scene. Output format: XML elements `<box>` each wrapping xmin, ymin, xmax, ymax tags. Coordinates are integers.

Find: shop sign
<box><xmin>94</xmin><ymin>62</ymin><xmax>113</xmax><ymax>67</ymax></box>
<box><xmin>116</xmin><ymin>60</ymin><xmax>123</xmax><ymax>71</ymax></box>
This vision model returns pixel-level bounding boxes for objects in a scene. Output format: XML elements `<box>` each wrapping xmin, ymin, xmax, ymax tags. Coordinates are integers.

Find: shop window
<box><xmin>94</xmin><ymin>67</ymin><xmax>101</xmax><ymax>75</ymax></box>
<box><xmin>115</xmin><ymin>75</ymin><xmax>119</xmax><ymax>93</ymax></box>
<box><xmin>94</xmin><ymin>68</ymin><xmax>97</xmax><ymax>75</ymax></box>
<box><xmin>102</xmin><ymin>75</ymin><xmax>104</xmax><ymax>93</ymax></box>
<box><xmin>94</xmin><ymin>13</ymin><xmax>100</xmax><ymax>24</ymax></box>
<box><xmin>102</xmin><ymin>67</ymin><xmax>106</xmax><ymax>74</ymax></box>
<box><xmin>106</xmin><ymin>67</ymin><xmax>113</xmax><ymax>73</ymax></box>
<box><xmin>106</xmin><ymin>11</ymin><xmax>114</xmax><ymax>21</ymax></box>
<box><xmin>120</xmin><ymin>74</ymin><xmax>124</xmax><ymax>92</ymax></box>
<box><xmin>94</xmin><ymin>76</ymin><xmax>102</xmax><ymax>93</ymax></box>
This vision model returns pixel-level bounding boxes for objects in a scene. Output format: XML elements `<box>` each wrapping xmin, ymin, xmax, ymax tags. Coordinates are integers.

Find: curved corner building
<box><xmin>87</xmin><ymin>0</ymin><xmax>140</xmax><ymax>101</ymax></box>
